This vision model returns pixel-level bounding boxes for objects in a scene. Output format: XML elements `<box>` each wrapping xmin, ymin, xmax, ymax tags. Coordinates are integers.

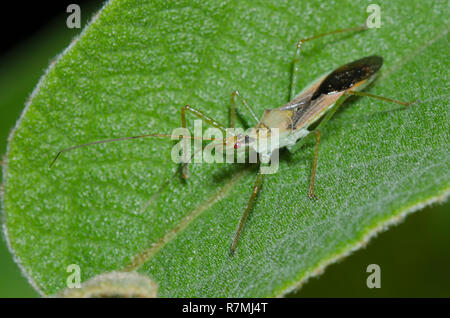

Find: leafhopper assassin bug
<box><xmin>50</xmin><ymin>24</ymin><xmax>416</xmax><ymax>254</ymax></box>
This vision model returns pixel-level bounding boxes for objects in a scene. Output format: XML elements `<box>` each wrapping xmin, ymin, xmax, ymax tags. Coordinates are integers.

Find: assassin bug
<box><xmin>50</xmin><ymin>24</ymin><xmax>416</xmax><ymax>254</ymax></box>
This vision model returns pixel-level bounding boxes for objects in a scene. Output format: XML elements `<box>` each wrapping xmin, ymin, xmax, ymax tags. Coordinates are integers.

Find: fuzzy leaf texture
<box><xmin>1</xmin><ymin>0</ymin><xmax>449</xmax><ymax>296</ymax></box>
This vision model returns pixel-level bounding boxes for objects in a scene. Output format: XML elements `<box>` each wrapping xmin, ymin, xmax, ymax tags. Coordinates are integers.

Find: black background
<box><xmin>0</xmin><ymin>1</ymin><xmax>96</xmax><ymax>57</ymax></box>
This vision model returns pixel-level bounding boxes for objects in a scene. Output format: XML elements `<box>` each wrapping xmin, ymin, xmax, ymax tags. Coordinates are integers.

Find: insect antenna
<box><xmin>49</xmin><ymin>133</ymin><xmax>220</xmax><ymax>168</ymax></box>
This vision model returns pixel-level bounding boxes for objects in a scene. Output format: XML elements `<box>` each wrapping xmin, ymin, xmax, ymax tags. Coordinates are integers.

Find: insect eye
<box><xmin>234</xmin><ymin>142</ymin><xmax>241</xmax><ymax>149</ymax></box>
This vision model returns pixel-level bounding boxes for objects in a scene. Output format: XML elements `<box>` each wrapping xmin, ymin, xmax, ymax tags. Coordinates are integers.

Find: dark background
<box><xmin>0</xmin><ymin>2</ymin><xmax>95</xmax><ymax>57</ymax></box>
<box><xmin>0</xmin><ymin>1</ymin><xmax>448</xmax><ymax>297</ymax></box>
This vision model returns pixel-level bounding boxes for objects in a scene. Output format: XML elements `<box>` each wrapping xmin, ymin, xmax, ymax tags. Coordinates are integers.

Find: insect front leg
<box><xmin>180</xmin><ymin>105</ymin><xmax>227</xmax><ymax>178</ymax></box>
<box><xmin>290</xmin><ymin>25</ymin><xmax>367</xmax><ymax>100</ymax></box>
<box><xmin>230</xmin><ymin>90</ymin><xmax>259</xmax><ymax>128</ymax></box>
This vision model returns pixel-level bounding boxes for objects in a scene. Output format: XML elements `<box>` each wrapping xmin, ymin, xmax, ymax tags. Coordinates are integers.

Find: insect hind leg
<box><xmin>290</xmin><ymin>24</ymin><xmax>367</xmax><ymax>100</ymax></box>
<box><xmin>344</xmin><ymin>91</ymin><xmax>418</xmax><ymax>106</ymax></box>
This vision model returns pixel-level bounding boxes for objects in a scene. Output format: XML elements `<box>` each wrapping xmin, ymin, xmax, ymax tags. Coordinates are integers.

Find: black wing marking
<box><xmin>311</xmin><ymin>55</ymin><xmax>383</xmax><ymax>100</ymax></box>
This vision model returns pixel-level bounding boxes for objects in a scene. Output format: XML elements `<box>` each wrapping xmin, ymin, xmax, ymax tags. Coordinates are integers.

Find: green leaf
<box><xmin>1</xmin><ymin>0</ymin><xmax>449</xmax><ymax>297</ymax></box>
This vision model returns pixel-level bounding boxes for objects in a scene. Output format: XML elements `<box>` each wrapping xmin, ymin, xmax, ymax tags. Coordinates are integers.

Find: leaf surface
<box><xmin>2</xmin><ymin>0</ymin><xmax>449</xmax><ymax>296</ymax></box>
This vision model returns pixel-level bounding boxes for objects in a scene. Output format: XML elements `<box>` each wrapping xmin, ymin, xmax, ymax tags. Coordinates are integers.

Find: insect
<box><xmin>50</xmin><ymin>24</ymin><xmax>416</xmax><ymax>254</ymax></box>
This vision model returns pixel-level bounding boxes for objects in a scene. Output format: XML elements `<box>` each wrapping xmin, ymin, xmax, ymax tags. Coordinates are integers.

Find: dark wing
<box><xmin>311</xmin><ymin>55</ymin><xmax>383</xmax><ymax>100</ymax></box>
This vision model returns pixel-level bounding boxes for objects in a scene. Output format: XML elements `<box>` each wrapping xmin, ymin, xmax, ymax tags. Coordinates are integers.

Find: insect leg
<box><xmin>290</xmin><ymin>24</ymin><xmax>367</xmax><ymax>100</ymax></box>
<box><xmin>287</xmin><ymin>96</ymin><xmax>348</xmax><ymax>198</ymax></box>
<box><xmin>286</xmin><ymin>129</ymin><xmax>323</xmax><ymax>199</ymax></box>
<box><xmin>344</xmin><ymin>91</ymin><xmax>418</xmax><ymax>106</ymax></box>
<box><xmin>180</xmin><ymin>105</ymin><xmax>227</xmax><ymax>178</ymax></box>
<box><xmin>230</xmin><ymin>90</ymin><xmax>259</xmax><ymax>128</ymax></box>
<box><xmin>286</xmin><ymin>94</ymin><xmax>346</xmax><ymax>154</ymax></box>
<box><xmin>287</xmin><ymin>94</ymin><xmax>348</xmax><ymax>155</ymax></box>
<box><xmin>306</xmin><ymin>95</ymin><xmax>351</xmax><ymax>198</ymax></box>
<box><xmin>286</xmin><ymin>131</ymin><xmax>314</xmax><ymax>154</ymax></box>
<box><xmin>230</xmin><ymin>166</ymin><xmax>264</xmax><ymax>254</ymax></box>
<box><xmin>304</xmin><ymin>90</ymin><xmax>416</xmax><ymax>198</ymax></box>
<box><xmin>288</xmin><ymin>89</ymin><xmax>415</xmax><ymax>199</ymax></box>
